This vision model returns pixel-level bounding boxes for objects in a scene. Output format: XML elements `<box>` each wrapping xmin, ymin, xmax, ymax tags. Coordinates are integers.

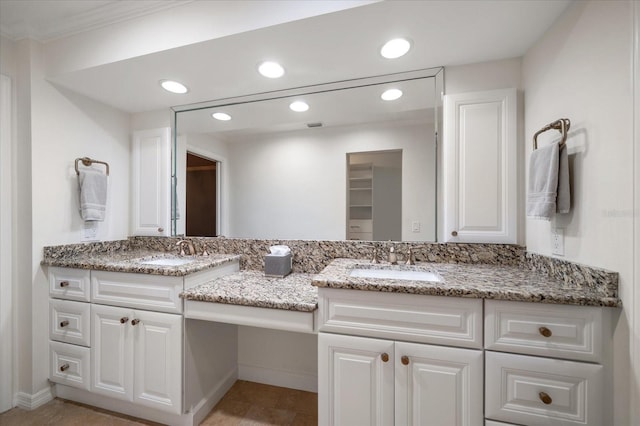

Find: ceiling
<box><xmin>1</xmin><ymin>0</ymin><xmax>572</xmax><ymax>113</ymax></box>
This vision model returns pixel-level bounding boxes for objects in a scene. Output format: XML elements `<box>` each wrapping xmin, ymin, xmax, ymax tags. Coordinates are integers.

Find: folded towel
<box><xmin>78</xmin><ymin>170</ymin><xmax>108</xmax><ymax>221</ymax></box>
<box><xmin>526</xmin><ymin>142</ymin><xmax>570</xmax><ymax>220</ymax></box>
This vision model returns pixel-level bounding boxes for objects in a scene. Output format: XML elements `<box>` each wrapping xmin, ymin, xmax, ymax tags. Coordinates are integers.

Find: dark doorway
<box><xmin>186</xmin><ymin>152</ymin><xmax>217</xmax><ymax>236</ymax></box>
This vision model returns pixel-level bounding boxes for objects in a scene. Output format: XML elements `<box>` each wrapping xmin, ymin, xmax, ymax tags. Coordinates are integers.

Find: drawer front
<box><xmin>49</xmin><ymin>267</ymin><xmax>91</xmax><ymax>302</ymax></box>
<box><xmin>91</xmin><ymin>270</ymin><xmax>183</xmax><ymax>313</ymax></box>
<box><xmin>50</xmin><ymin>299</ymin><xmax>91</xmax><ymax>347</ymax></box>
<box><xmin>318</xmin><ymin>288</ymin><xmax>483</xmax><ymax>348</ymax></box>
<box><xmin>348</xmin><ymin>232</ymin><xmax>373</xmax><ymax>241</ymax></box>
<box><xmin>349</xmin><ymin>220</ymin><xmax>373</xmax><ymax>233</ymax></box>
<box><xmin>485</xmin><ymin>300</ymin><xmax>602</xmax><ymax>362</ymax></box>
<box><xmin>486</xmin><ymin>351</ymin><xmax>603</xmax><ymax>426</ymax></box>
<box><xmin>50</xmin><ymin>341</ymin><xmax>91</xmax><ymax>390</ymax></box>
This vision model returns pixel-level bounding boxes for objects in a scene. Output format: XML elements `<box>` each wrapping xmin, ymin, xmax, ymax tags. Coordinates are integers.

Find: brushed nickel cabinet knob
<box><xmin>59</xmin><ymin>320</ymin><xmax>69</xmax><ymax>328</ymax></box>
<box><xmin>131</xmin><ymin>319</ymin><xmax>141</xmax><ymax>326</ymax></box>
<box><xmin>59</xmin><ymin>363</ymin><xmax>70</xmax><ymax>372</ymax></box>
<box><xmin>120</xmin><ymin>317</ymin><xmax>129</xmax><ymax>324</ymax></box>
<box><xmin>158</xmin><ymin>227</ymin><xmax>164</xmax><ymax>233</ymax></box>
<box><xmin>451</xmin><ymin>231</ymin><xmax>458</xmax><ymax>237</ymax></box>
<box><xmin>59</xmin><ymin>281</ymin><xmax>69</xmax><ymax>288</ymax></box>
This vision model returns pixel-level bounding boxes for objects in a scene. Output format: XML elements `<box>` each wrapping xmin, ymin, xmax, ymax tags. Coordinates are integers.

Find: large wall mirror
<box><xmin>172</xmin><ymin>68</ymin><xmax>443</xmax><ymax>242</ymax></box>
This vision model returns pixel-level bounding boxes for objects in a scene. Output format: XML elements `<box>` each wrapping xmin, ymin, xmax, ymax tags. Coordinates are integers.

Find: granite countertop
<box><xmin>41</xmin><ymin>249</ymin><xmax>240</xmax><ymax>277</ymax></box>
<box><xmin>312</xmin><ymin>258</ymin><xmax>621</xmax><ymax>307</ymax></box>
<box><xmin>180</xmin><ymin>271</ymin><xmax>318</xmax><ymax>312</ymax></box>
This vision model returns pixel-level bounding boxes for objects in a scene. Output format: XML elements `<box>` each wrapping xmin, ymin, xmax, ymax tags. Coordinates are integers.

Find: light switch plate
<box><xmin>412</xmin><ymin>221</ymin><xmax>421</xmax><ymax>233</ymax></box>
<box><xmin>551</xmin><ymin>228</ymin><xmax>564</xmax><ymax>256</ymax></box>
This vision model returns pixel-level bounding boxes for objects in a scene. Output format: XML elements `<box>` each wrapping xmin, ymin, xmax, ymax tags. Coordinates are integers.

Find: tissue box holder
<box><xmin>265</xmin><ymin>253</ymin><xmax>292</xmax><ymax>278</ymax></box>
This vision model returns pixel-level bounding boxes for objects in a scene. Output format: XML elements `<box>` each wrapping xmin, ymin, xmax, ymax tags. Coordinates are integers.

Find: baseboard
<box><xmin>238</xmin><ymin>363</ymin><xmax>317</xmax><ymax>393</ymax></box>
<box><xmin>15</xmin><ymin>385</ymin><xmax>54</xmax><ymax>410</ymax></box>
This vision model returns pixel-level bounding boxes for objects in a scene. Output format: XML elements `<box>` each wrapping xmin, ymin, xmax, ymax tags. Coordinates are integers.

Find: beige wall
<box><xmin>523</xmin><ymin>1</ymin><xmax>634</xmax><ymax>423</ymax></box>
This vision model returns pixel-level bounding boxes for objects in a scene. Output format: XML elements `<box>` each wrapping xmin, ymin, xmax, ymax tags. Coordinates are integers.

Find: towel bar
<box><xmin>533</xmin><ymin>118</ymin><xmax>571</xmax><ymax>150</ymax></box>
<box><xmin>75</xmin><ymin>157</ymin><xmax>109</xmax><ymax>176</ymax></box>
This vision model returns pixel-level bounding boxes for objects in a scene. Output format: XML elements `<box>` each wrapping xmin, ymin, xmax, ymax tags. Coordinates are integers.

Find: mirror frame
<box><xmin>170</xmin><ymin>67</ymin><xmax>444</xmax><ymax>239</ymax></box>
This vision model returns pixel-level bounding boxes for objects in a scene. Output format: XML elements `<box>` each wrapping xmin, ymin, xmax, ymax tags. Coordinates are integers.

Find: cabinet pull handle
<box><xmin>59</xmin><ymin>281</ymin><xmax>69</xmax><ymax>288</ymax></box>
<box><xmin>539</xmin><ymin>326</ymin><xmax>552</xmax><ymax>338</ymax></box>
<box><xmin>451</xmin><ymin>231</ymin><xmax>458</xmax><ymax>237</ymax></box>
<box><xmin>59</xmin><ymin>363</ymin><xmax>70</xmax><ymax>372</ymax></box>
<box><xmin>381</xmin><ymin>353</ymin><xmax>389</xmax><ymax>362</ymax></box>
<box><xmin>539</xmin><ymin>391</ymin><xmax>552</xmax><ymax>405</ymax></box>
<box><xmin>120</xmin><ymin>317</ymin><xmax>129</xmax><ymax>324</ymax></box>
<box><xmin>59</xmin><ymin>320</ymin><xmax>69</xmax><ymax>328</ymax></box>
<box><xmin>401</xmin><ymin>356</ymin><xmax>410</xmax><ymax>365</ymax></box>
<box><xmin>131</xmin><ymin>319</ymin><xmax>141</xmax><ymax>326</ymax></box>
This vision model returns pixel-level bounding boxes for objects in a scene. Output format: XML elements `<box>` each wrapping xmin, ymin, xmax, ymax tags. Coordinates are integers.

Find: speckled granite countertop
<box><xmin>180</xmin><ymin>271</ymin><xmax>317</xmax><ymax>312</ymax></box>
<box><xmin>41</xmin><ymin>250</ymin><xmax>240</xmax><ymax>277</ymax></box>
<box><xmin>312</xmin><ymin>258</ymin><xmax>620</xmax><ymax>307</ymax></box>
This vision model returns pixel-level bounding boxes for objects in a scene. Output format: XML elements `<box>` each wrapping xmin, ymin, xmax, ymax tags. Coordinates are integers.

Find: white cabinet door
<box><xmin>395</xmin><ymin>341</ymin><xmax>483</xmax><ymax>426</ymax></box>
<box><xmin>91</xmin><ymin>304</ymin><xmax>133</xmax><ymax>401</ymax></box>
<box><xmin>131</xmin><ymin>127</ymin><xmax>171</xmax><ymax>236</ymax></box>
<box><xmin>319</xmin><ymin>333</ymin><xmax>394</xmax><ymax>426</ymax></box>
<box><xmin>443</xmin><ymin>88</ymin><xmax>517</xmax><ymax>243</ymax></box>
<box><xmin>132</xmin><ymin>309</ymin><xmax>182</xmax><ymax>414</ymax></box>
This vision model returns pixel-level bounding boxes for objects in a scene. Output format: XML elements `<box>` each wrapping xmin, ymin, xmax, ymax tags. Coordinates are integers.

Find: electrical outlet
<box><xmin>412</xmin><ymin>221</ymin><xmax>421</xmax><ymax>233</ymax></box>
<box><xmin>82</xmin><ymin>221</ymin><xmax>99</xmax><ymax>242</ymax></box>
<box><xmin>551</xmin><ymin>228</ymin><xmax>564</xmax><ymax>256</ymax></box>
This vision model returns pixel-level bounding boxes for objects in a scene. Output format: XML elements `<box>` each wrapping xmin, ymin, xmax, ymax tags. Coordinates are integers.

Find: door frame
<box><xmin>185</xmin><ymin>145</ymin><xmax>226</xmax><ymax>237</ymax></box>
<box><xmin>0</xmin><ymin>73</ymin><xmax>15</xmax><ymax>411</ymax></box>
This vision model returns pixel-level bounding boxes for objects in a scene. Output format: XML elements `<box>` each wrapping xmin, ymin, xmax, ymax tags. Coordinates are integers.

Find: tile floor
<box><xmin>0</xmin><ymin>380</ymin><xmax>318</xmax><ymax>426</ymax></box>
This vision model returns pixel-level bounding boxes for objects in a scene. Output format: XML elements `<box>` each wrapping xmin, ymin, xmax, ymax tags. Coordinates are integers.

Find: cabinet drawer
<box><xmin>318</xmin><ymin>288</ymin><xmax>483</xmax><ymax>348</ymax></box>
<box><xmin>348</xmin><ymin>220</ymin><xmax>373</xmax><ymax>233</ymax></box>
<box><xmin>486</xmin><ymin>351</ymin><xmax>603</xmax><ymax>426</ymax></box>
<box><xmin>485</xmin><ymin>300</ymin><xmax>603</xmax><ymax>362</ymax></box>
<box><xmin>91</xmin><ymin>271</ymin><xmax>183</xmax><ymax>314</ymax></box>
<box><xmin>49</xmin><ymin>267</ymin><xmax>91</xmax><ymax>302</ymax></box>
<box><xmin>50</xmin><ymin>341</ymin><xmax>90</xmax><ymax>390</ymax></box>
<box><xmin>348</xmin><ymin>232</ymin><xmax>373</xmax><ymax>241</ymax></box>
<box><xmin>50</xmin><ymin>299</ymin><xmax>91</xmax><ymax>347</ymax></box>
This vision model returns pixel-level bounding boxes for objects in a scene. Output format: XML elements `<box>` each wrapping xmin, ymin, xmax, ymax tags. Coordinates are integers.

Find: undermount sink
<box><xmin>349</xmin><ymin>268</ymin><xmax>442</xmax><ymax>282</ymax></box>
<box><xmin>139</xmin><ymin>257</ymin><xmax>196</xmax><ymax>266</ymax></box>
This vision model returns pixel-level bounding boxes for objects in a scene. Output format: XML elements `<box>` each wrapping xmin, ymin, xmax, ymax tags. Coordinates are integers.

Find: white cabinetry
<box><xmin>131</xmin><ymin>127</ymin><xmax>171</xmax><ymax>236</ymax></box>
<box><xmin>92</xmin><ymin>304</ymin><xmax>182</xmax><ymax>414</ymax></box>
<box><xmin>318</xmin><ymin>288</ymin><xmax>483</xmax><ymax>425</ymax></box>
<box><xmin>484</xmin><ymin>300</ymin><xmax>608</xmax><ymax>426</ymax></box>
<box><xmin>443</xmin><ymin>88</ymin><xmax>517</xmax><ymax>243</ymax></box>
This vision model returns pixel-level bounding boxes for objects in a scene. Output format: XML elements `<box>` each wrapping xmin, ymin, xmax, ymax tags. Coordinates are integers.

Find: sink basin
<box><xmin>349</xmin><ymin>268</ymin><xmax>442</xmax><ymax>282</ymax></box>
<box><xmin>140</xmin><ymin>257</ymin><xmax>196</xmax><ymax>266</ymax></box>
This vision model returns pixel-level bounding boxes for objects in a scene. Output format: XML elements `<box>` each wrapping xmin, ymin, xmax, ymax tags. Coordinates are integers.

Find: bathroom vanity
<box><xmin>313</xmin><ymin>258</ymin><xmax>618</xmax><ymax>426</ymax></box>
<box><xmin>42</xmin><ymin>239</ymin><xmax>620</xmax><ymax>426</ymax></box>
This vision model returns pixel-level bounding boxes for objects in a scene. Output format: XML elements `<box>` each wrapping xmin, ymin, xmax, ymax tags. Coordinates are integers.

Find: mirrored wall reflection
<box><xmin>173</xmin><ymin>69</ymin><xmax>442</xmax><ymax>241</ymax></box>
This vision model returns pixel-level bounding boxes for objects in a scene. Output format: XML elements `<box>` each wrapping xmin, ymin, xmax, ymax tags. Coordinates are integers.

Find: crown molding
<box><xmin>2</xmin><ymin>1</ymin><xmax>193</xmax><ymax>42</ymax></box>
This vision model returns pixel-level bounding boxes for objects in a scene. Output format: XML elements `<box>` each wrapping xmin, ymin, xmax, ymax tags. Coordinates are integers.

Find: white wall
<box><xmin>523</xmin><ymin>1</ymin><xmax>634</xmax><ymax>423</ymax></box>
<box><xmin>225</xmin><ymin>119</ymin><xmax>435</xmax><ymax>241</ymax></box>
<box><xmin>10</xmin><ymin>39</ymin><xmax>132</xmax><ymax>405</ymax></box>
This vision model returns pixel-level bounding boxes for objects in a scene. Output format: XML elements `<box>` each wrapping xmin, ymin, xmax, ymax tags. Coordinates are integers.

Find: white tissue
<box><xmin>269</xmin><ymin>245</ymin><xmax>291</xmax><ymax>256</ymax></box>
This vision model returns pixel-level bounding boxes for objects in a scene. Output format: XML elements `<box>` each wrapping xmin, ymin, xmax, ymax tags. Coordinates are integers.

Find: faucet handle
<box><xmin>405</xmin><ymin>247</ymin><xmax>415</xmax><ymax>265</ymax></box>
<box><xmin>201</xmin><ymin>244</ymin><xmax>210</xmax><ymax>256</ymax></box>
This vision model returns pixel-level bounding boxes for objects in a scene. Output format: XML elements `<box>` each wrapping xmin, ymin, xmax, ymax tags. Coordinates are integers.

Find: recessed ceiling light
<box><xmin>380</xmin><ymin>38</ymin><xmax>411</xmax><ymax>59</ymax></box>
<box><xmin>212</xmin><ymin>112</ymin><xmax>232</xmax><ymax>121</ymax></box>
<box><xmin>381</xmin><ymin>89</ymin><xmax>403</xmax><ymax>101</ymax></box>
<box><xmin>159</xmin><ymin>80</ymin><xmax>188</xmax><ymax>94</ymax></box>
<box><xmin>258</xmin><ymin>61</ymin><xmax>285</xmax><ymax>78</ymax></box>
<box><xmin>289</xmin><ymin>101</ymin><xmax>309</xmax><ymax>112</ymax></box>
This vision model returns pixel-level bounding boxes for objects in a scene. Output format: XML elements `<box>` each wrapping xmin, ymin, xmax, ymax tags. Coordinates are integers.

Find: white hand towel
<box><xmin>78</xmin><ymin>170</ymin><xmax>108</xmax><ymax>221</ymax></box>
<box><xmin>526</xmin><ymin>142</ymin><xmax>570</xmax><ymax>220</ymax></box>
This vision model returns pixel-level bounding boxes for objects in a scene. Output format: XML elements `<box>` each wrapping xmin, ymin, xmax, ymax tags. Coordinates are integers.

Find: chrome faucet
<box><xmin>176</xmin><ymin>240</ymin><xmax>195</xmax><ymax>256</ymax></box>
<box><xmin>388</xmin><ymin>245</ymin><xmax>398</xmax><ymax>265</ymax></box>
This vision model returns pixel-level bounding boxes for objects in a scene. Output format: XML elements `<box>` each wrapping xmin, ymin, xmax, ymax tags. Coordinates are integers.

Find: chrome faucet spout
<box><xmin>176</xmin><ymin>240</ymin><xmax>195</xmax><ymax>256</ymax></box>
